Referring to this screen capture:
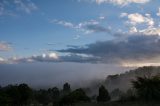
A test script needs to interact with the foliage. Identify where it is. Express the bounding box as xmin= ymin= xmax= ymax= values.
xmin=60 ymin=88 xmax=90 ymax=106
xmin=119 ymin=89 xmax=136 ymax=102
xmin=110 ymin=88 xmax=123 ymax=100
xmin=63 ymin=82 xmax=71 ymax=95
xmin=97 ymin=85 xmax=110 ymax=102
xmin=0 ymin=84 xmax=33 ymax=106
xmin=132 ymin=75 xmax=160 ymax=100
